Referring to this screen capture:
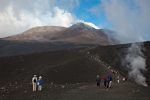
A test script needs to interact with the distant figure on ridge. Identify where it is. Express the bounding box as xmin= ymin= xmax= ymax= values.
xmin=96 ymin=75 xmax=101 ymax=87
xmin=122 ymin=77 xmax=125 ymax=82
xmin=117 ymin=75 xmax=120 ymax=84
xmin=37 ymin=76 xmax=44 ymax=91
xmin=32 ymin=75 xmax=38 ymax=92
xmin=122 ymin=76 xmax=128 ymax=82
